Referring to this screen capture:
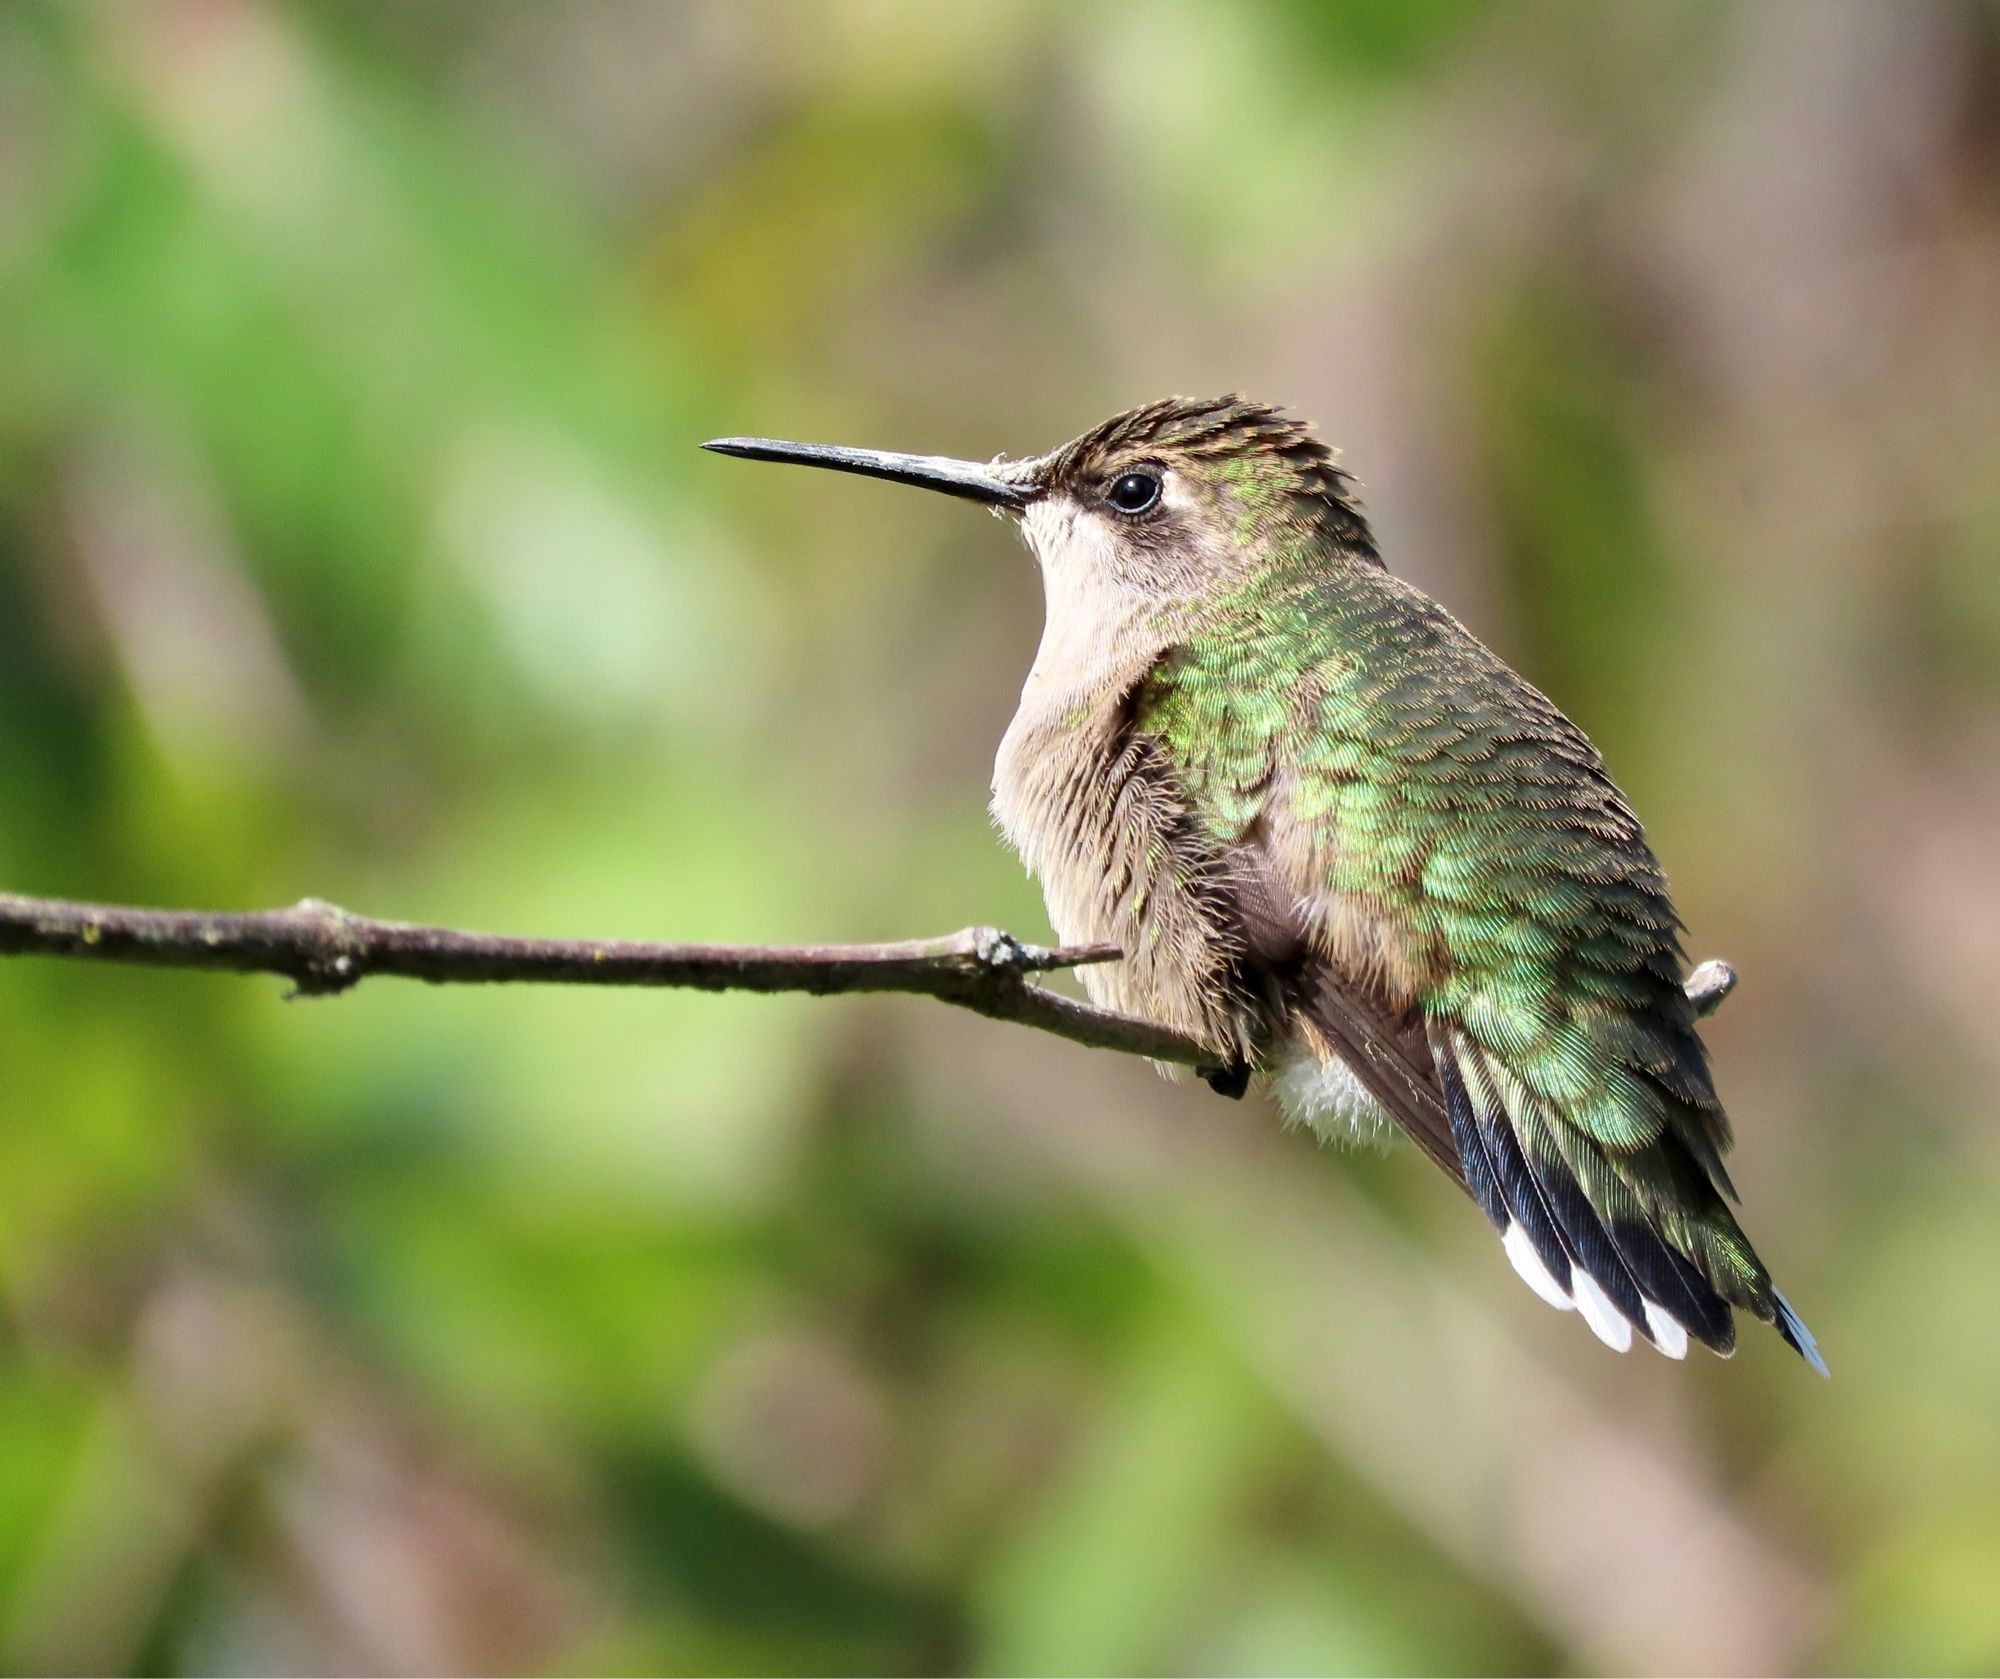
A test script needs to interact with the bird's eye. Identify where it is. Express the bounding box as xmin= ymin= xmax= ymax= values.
xmin=1106 ymin=470 xmax=1161 ymax=514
